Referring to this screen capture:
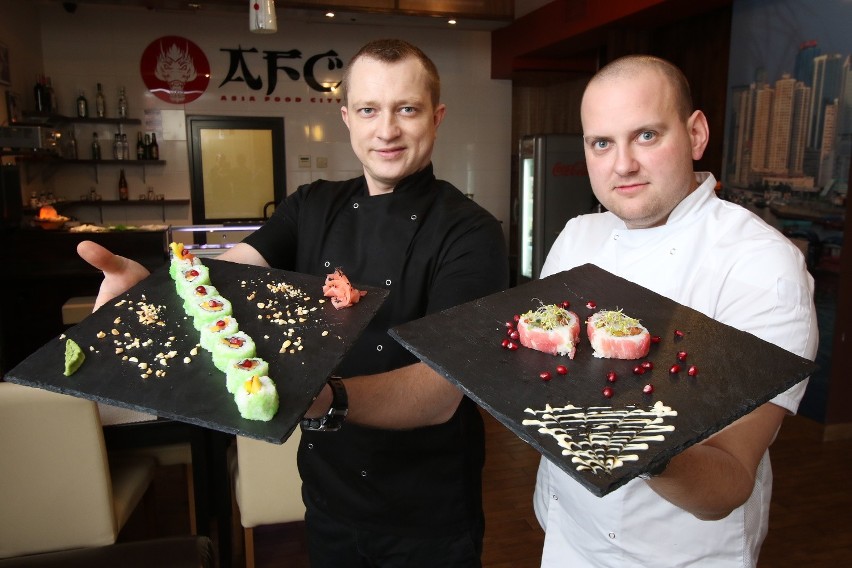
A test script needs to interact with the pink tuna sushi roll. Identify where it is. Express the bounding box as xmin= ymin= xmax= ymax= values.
xmin=586 ymin=310 xmax=650 ymax=359
xmin=517 ymin=304 xmax=580 ymax=358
